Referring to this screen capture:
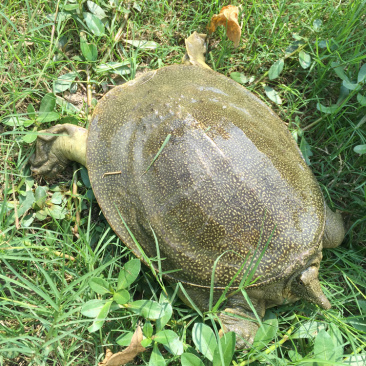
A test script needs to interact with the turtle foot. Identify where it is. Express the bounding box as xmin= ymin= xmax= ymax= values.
xmin=219 ymin=308 xmax=260 ymax=349
xmin=30 ymin=124 xmax=87 ymax=177
xmin=323 ymin=205 xmax=345 ymax=249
